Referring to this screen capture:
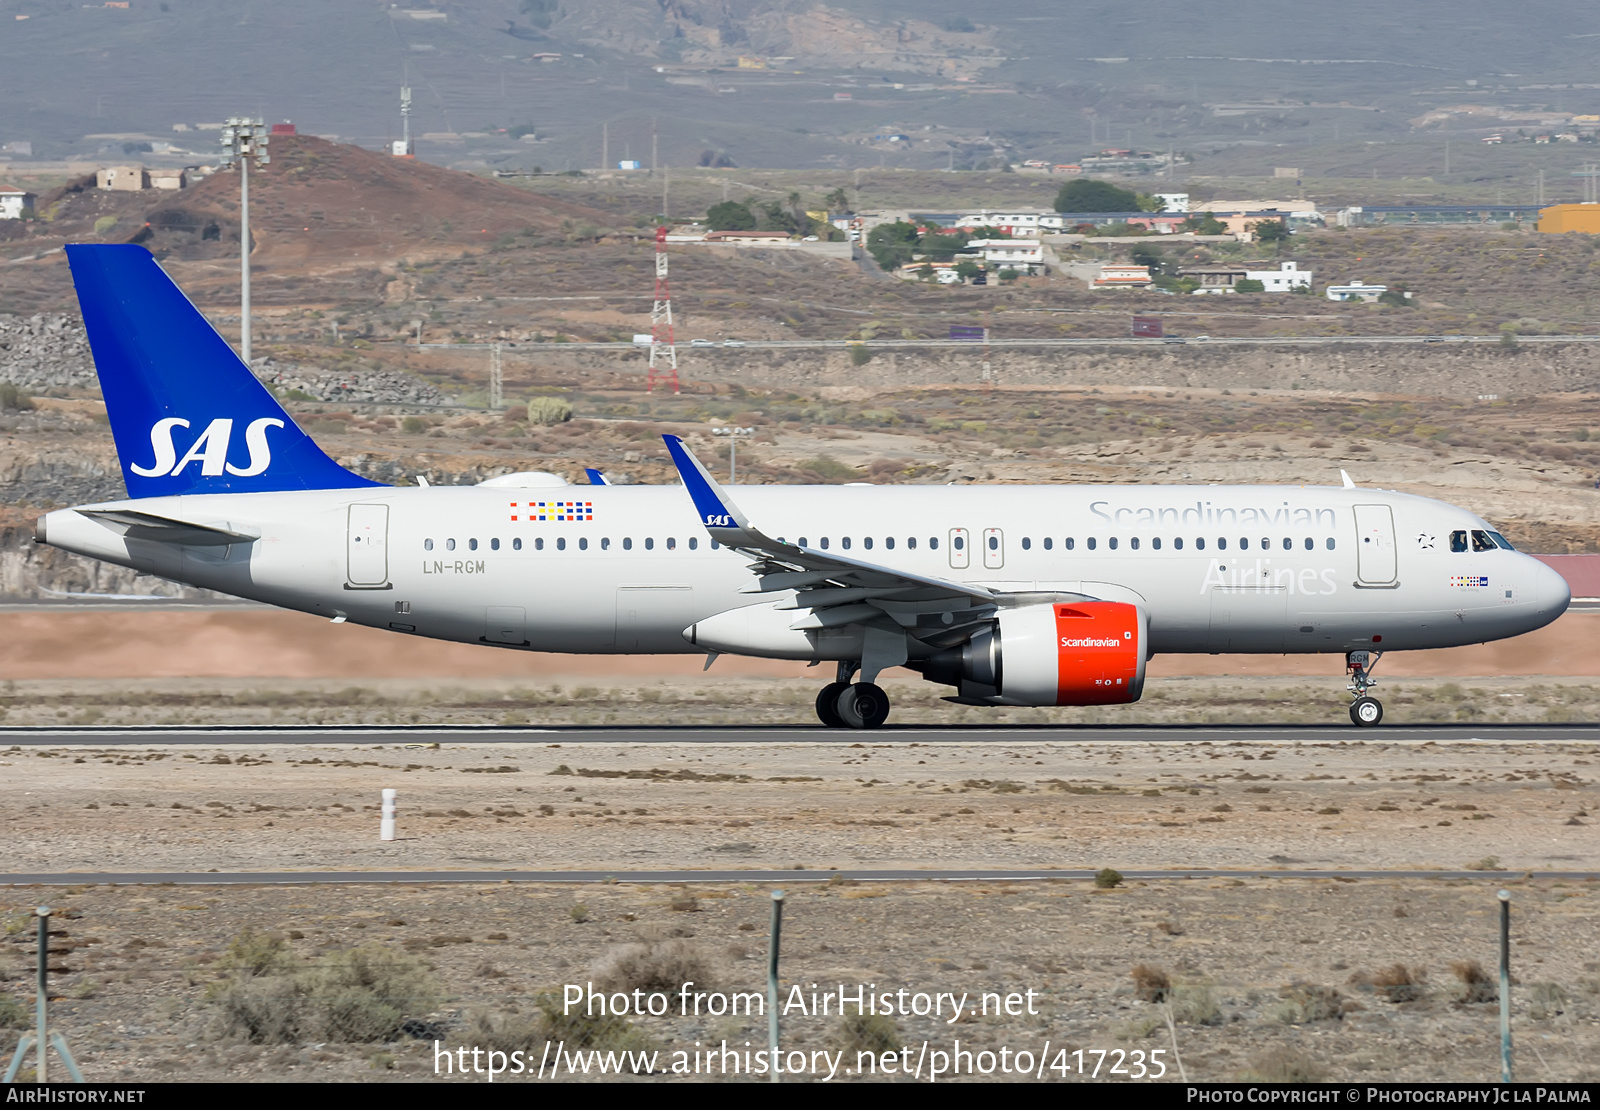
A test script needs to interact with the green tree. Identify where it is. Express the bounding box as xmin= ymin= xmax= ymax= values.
xmin=866 ymin=221 xmax=921 ymax=270
xmin=1234 ymin=278 xmax=1266 ymax=293
xmin=1055 ymin=178 xmax=1143 ymax=213
xmin=1251 ymin=218 xmax=1290 ymax=245
xmin=706 ymin=201 xmax=756 ymax=231
xmin=1183 ymin=212 xmax=1228 ymax=236
xmin=953 ymin=258 xmax=982 ymax=282
xmin=824 ymin=187 xmax=851 ymax=212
